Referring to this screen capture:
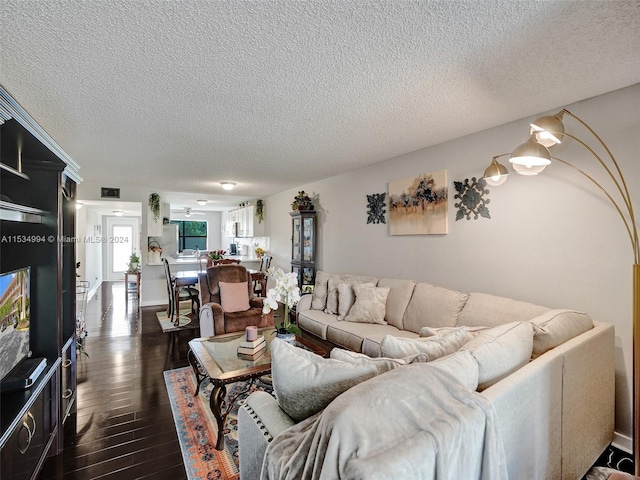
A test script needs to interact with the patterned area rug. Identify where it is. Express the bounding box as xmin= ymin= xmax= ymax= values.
xmin=164 ymin=366 xmax=273 ymax=480
xmin=156 ymin=309 xmax=193 ymax=328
